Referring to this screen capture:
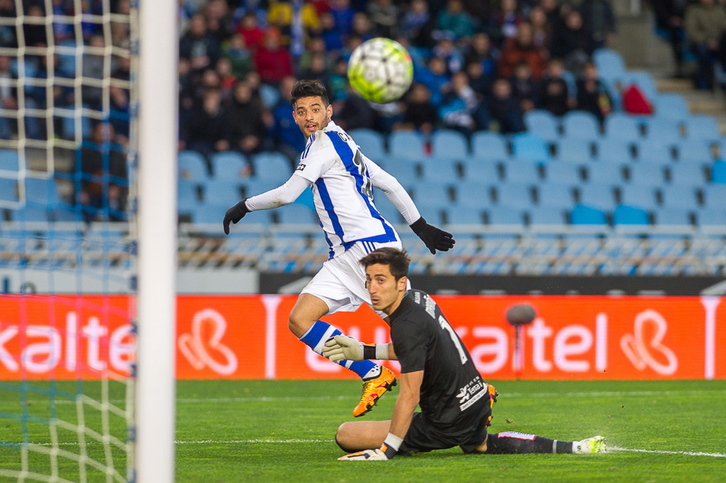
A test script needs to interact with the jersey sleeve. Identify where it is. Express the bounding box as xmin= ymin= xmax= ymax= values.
xmin=391 ymin=316 xmax=431 ymax=374
xmin=366 ymin=157 xmax=421 ymax=225
xmin=293 ymin=133 xmax=336 ymax=183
